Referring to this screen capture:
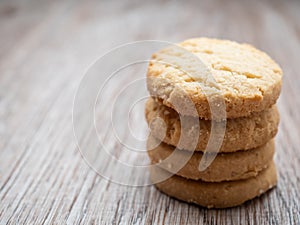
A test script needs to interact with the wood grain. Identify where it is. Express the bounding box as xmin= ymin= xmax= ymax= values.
xmin=0 ymin=0 xmax=299 ymax=224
